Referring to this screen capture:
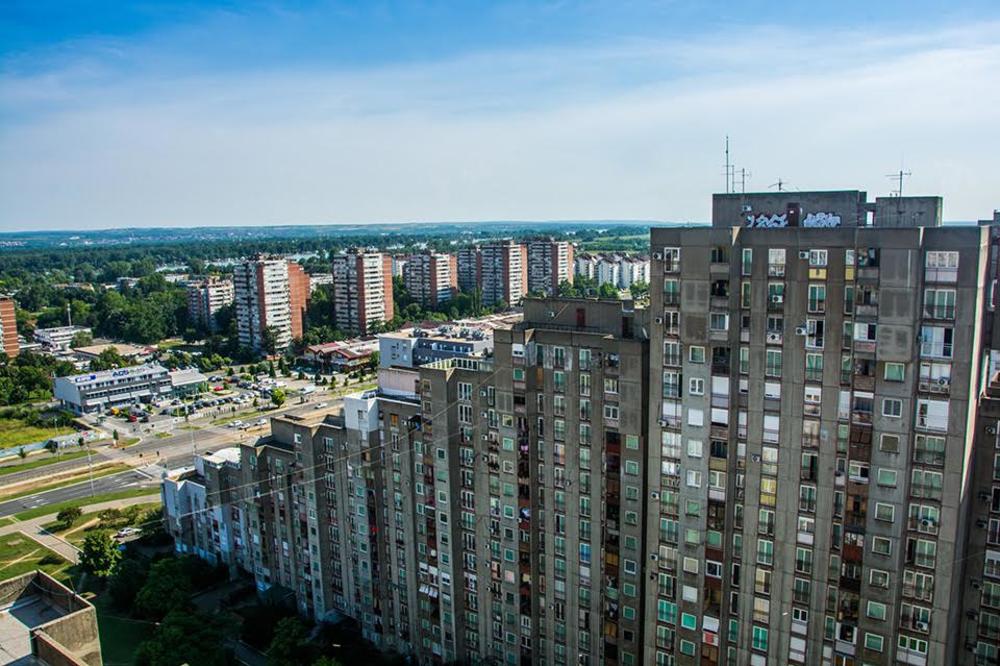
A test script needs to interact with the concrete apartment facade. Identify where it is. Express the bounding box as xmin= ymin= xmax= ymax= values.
xmin=287 ymin=262 xmax=311 ymax=341
xmin=332 ymin=248 xmax=395 ymax=335
xmin=404 ymin=252 xmax=458 ymax=307
xmin=527 ymin=238 xmax=574 ymax=295
xmin=0 ymin=294 xmax=18 ymax=358
xmin=644 ymin=190 xmax=983 ymax=666
xmin=481 ymin=241 xmax=527 ymax=307
xmin=457 ymin=247 xmax=482 ymax=294
xmin=186 ymin=276 xmax=235 ymax=332
xmin=233 ymin=256 xmax=295 ymax=353
xmin=162 ymin=190 xmax=1000 ymax=666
